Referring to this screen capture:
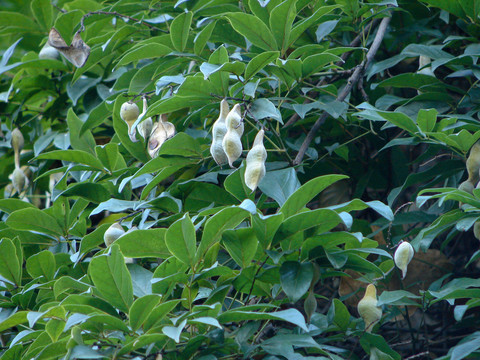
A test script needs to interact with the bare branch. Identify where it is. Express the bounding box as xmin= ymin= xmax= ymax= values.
xmin=293 ymin=15 xmax=392 ymax=166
